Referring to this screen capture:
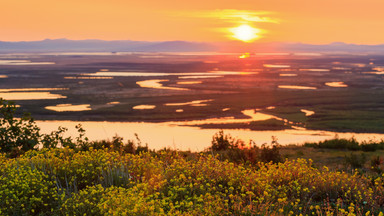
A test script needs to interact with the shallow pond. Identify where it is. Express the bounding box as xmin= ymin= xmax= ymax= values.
xmin=0 ymin=92 xmax=66 ymax=100
xmin=0 ymin=60 xmax=55 ymax=65
xmin=132 ymin=105 xmax=156 ymax=110
xmin=165 ymin=99 xmax=213 ymax=106
xmin=45 ymin=104 xmax=91 ymax=112
xmin=136 ymin=80 xmax=188 ymax=91
xmin=325 ymin=82 xmax=348 ymax=87
xmin=278 ymin=85 xmax=317 ymax=90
